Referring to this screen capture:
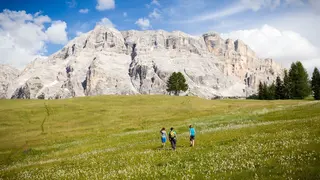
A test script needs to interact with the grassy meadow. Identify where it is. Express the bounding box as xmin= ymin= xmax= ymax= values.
xmin=0 ymin=95 xmax=319 ymax=179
